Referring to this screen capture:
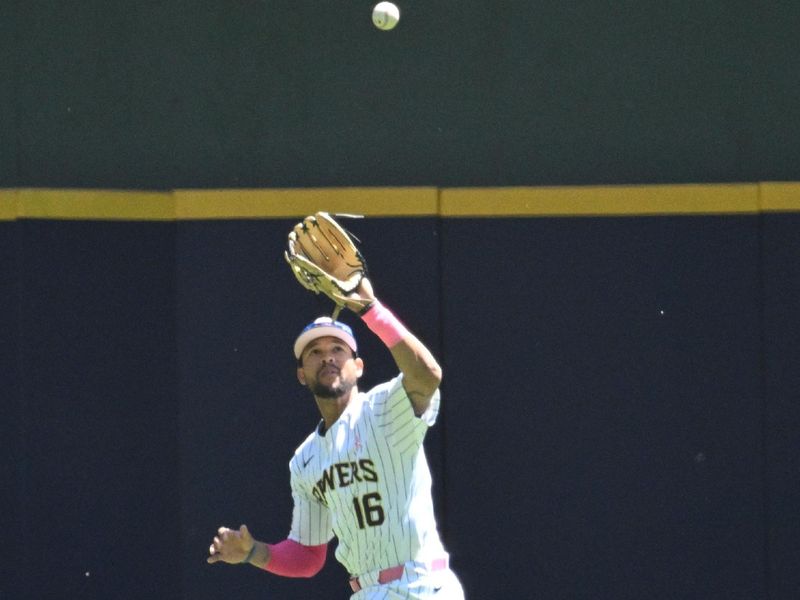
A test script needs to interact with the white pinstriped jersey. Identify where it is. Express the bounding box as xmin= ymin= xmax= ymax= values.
xmin=287 ymin=374 xmax=446 ymax=577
